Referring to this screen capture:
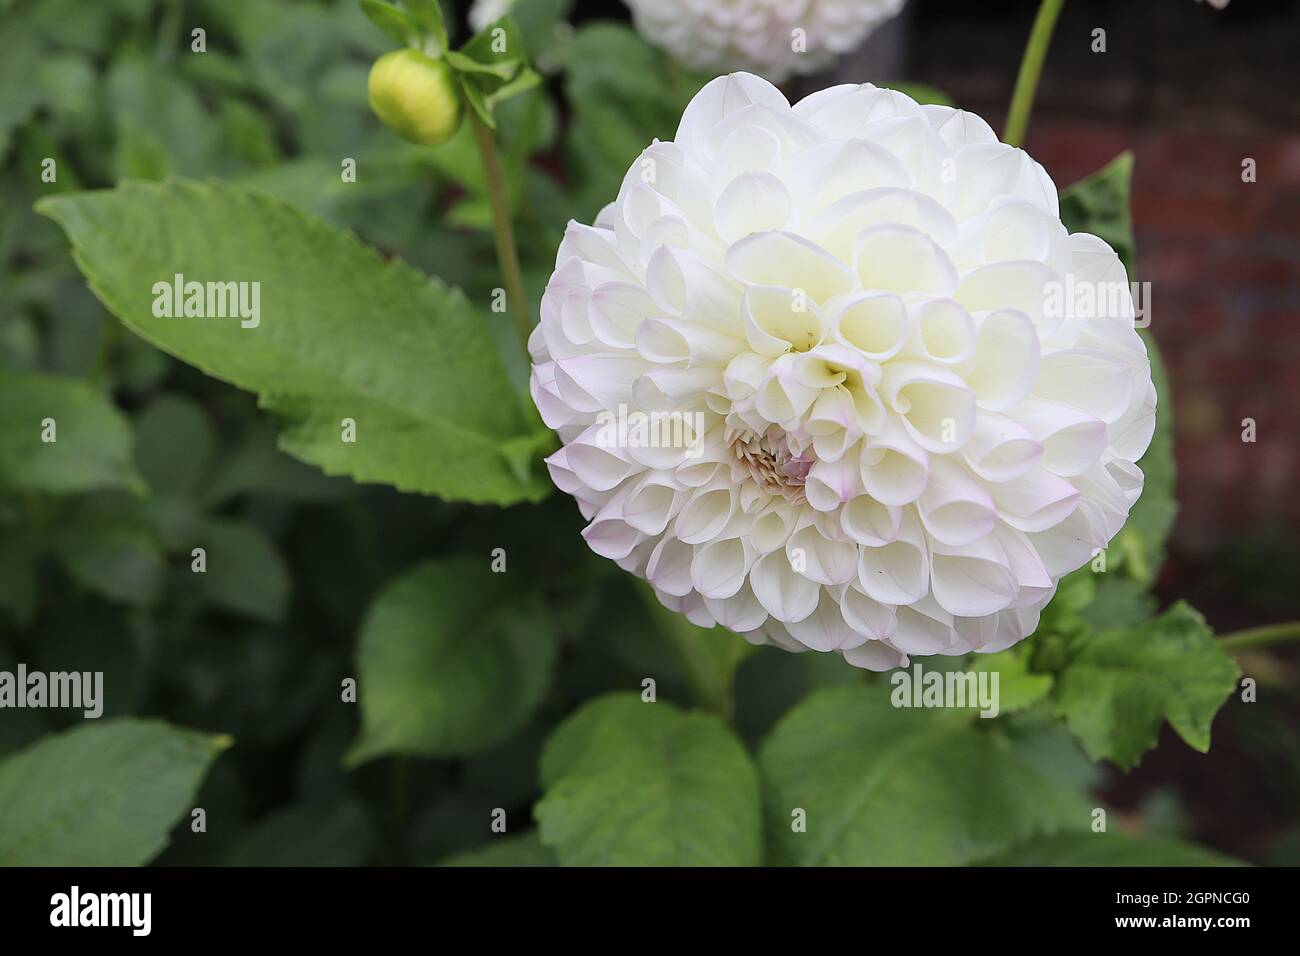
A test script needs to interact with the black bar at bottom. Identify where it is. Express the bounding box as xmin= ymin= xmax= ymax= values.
xmin=0 ymin=865 xmax=1288 ymax=940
